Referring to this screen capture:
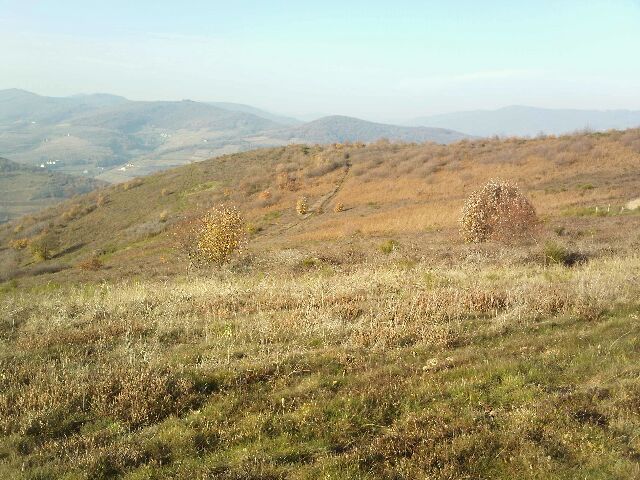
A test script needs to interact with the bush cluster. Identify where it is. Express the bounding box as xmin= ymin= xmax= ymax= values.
xmin=9 ymin=238 xmax=29 ymax=250
xmin=259 ymin=190 xmax=272 ymax=200
xmin=460 ymin=179 xmax=538 ymax=243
